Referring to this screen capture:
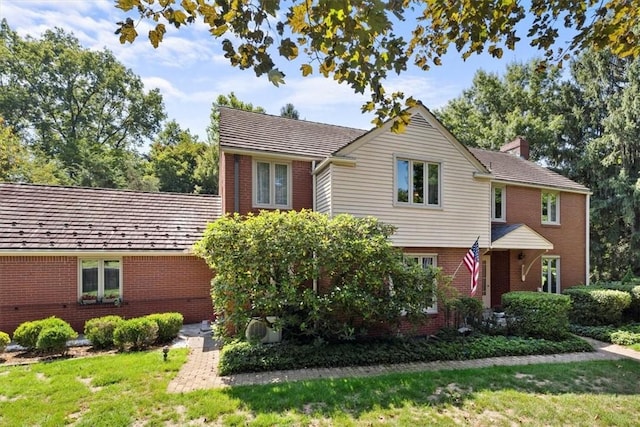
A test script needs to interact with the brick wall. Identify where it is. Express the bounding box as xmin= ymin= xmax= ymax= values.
xmin=504 ymin=186 xmax=587 ymax=288
xmin=220 ymin=152 xmax=313 ymax=215
xmin=0 ymin=255 xmax=214 ymax=334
